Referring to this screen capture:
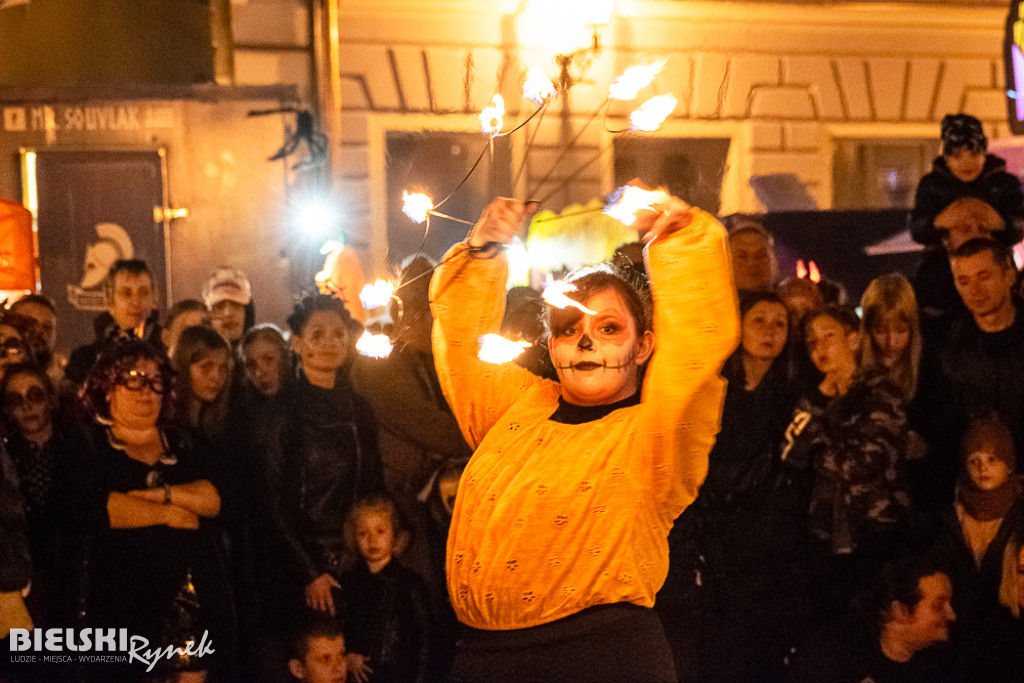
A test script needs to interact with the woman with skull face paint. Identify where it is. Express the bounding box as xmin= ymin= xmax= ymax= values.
xmin=1 ymin=363 xmax=69 ymax=628
xmin=430 ymin=194 xmax=739 ymax=681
